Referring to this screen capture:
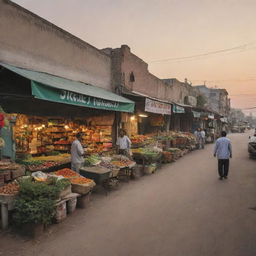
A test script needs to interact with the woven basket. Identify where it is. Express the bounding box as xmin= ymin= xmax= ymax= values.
xmin=71 ymin=181 xmax=96 ymax=195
